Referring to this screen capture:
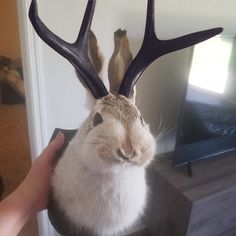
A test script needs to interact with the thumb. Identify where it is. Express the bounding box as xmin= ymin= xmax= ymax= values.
xmin=41 ymin=132 xmax=65 ymax=159
xmin=50 ymin=131 xmax=65 ymax=151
